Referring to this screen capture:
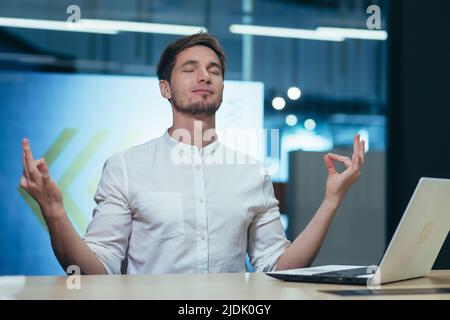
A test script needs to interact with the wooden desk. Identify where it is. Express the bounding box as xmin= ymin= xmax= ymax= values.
xmin=2 ymin=270 xmax=450 ymax=300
